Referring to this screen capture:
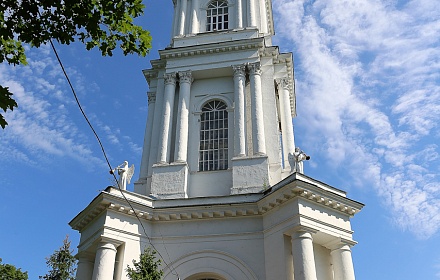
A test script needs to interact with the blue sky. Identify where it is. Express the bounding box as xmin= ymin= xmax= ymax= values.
xmin=0 ymin=0 xmax=439 ymax=279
